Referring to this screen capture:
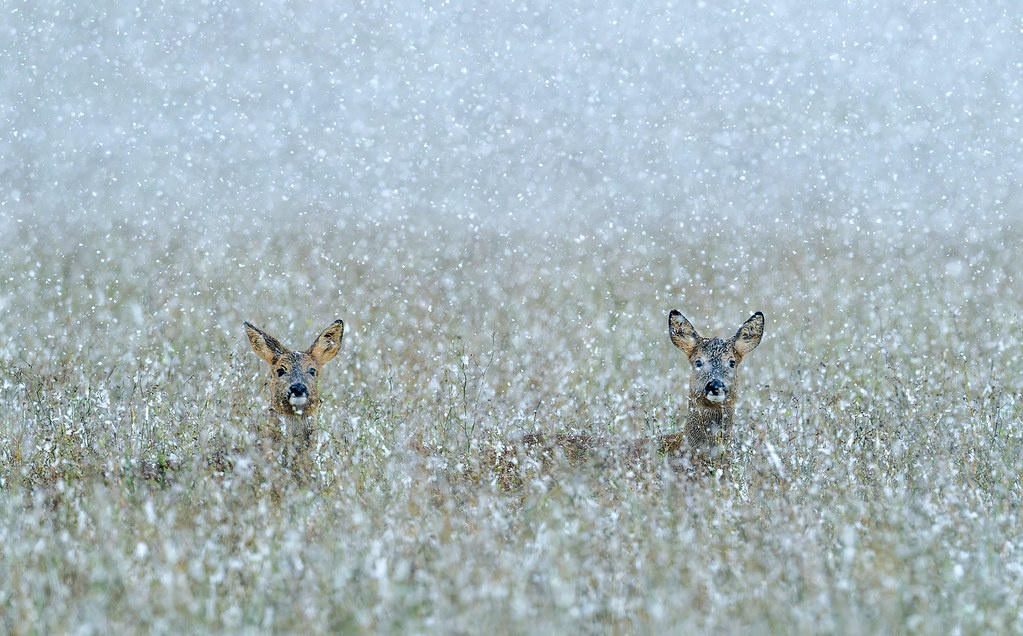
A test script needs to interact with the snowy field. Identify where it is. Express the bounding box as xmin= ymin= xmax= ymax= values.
xmin=2 ymin=1 xmax=1023 ymax=632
